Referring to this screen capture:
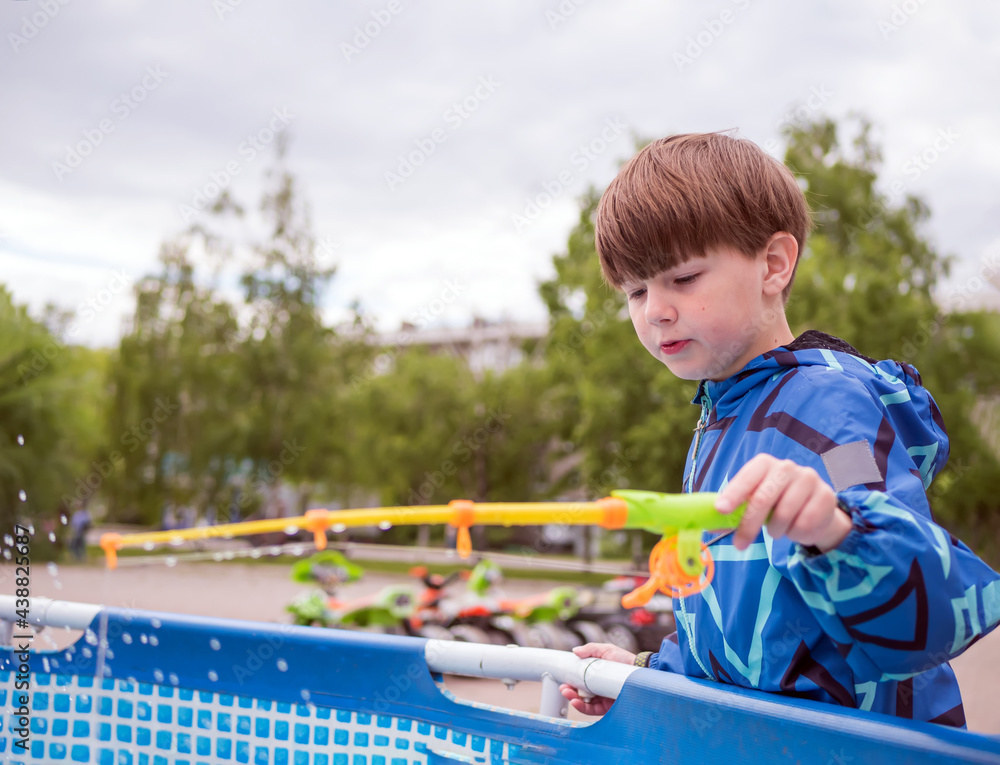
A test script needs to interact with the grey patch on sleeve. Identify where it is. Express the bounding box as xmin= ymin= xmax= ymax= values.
xmin=821 ymin=440 xmax=883 ymax=492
